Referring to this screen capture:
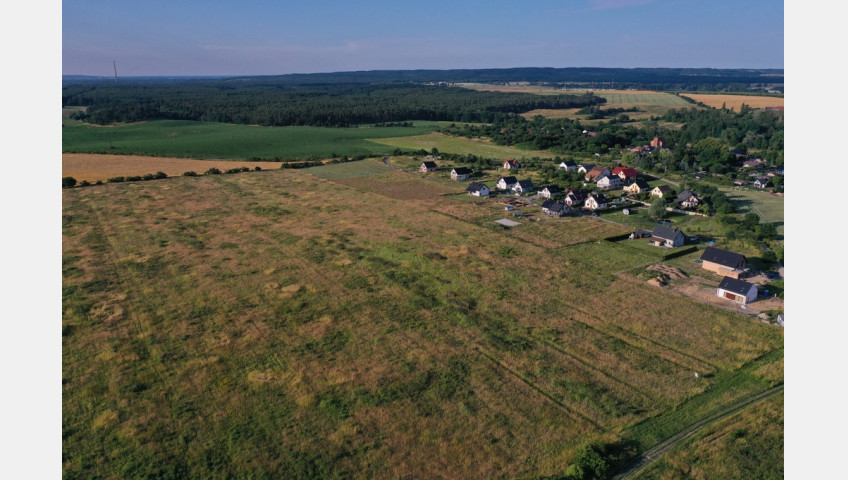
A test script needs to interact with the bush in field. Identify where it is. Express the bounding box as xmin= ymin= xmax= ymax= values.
xmin=183 ymin=171 xmax=198 ymax=177
xmin=79 ymin=180 xmax=91 ymax=187
xmin=154 ymin=171 xmax=167 ymax=179
xmin=205 ymin=168 xmax=222 ymax=175
xmin=563 ymin=442 xmax=611 ymax=480
xmin=62 ymin=177 xmax=77 ymax=188
xmin=107 ymin=176 xmax=126 ymax=183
